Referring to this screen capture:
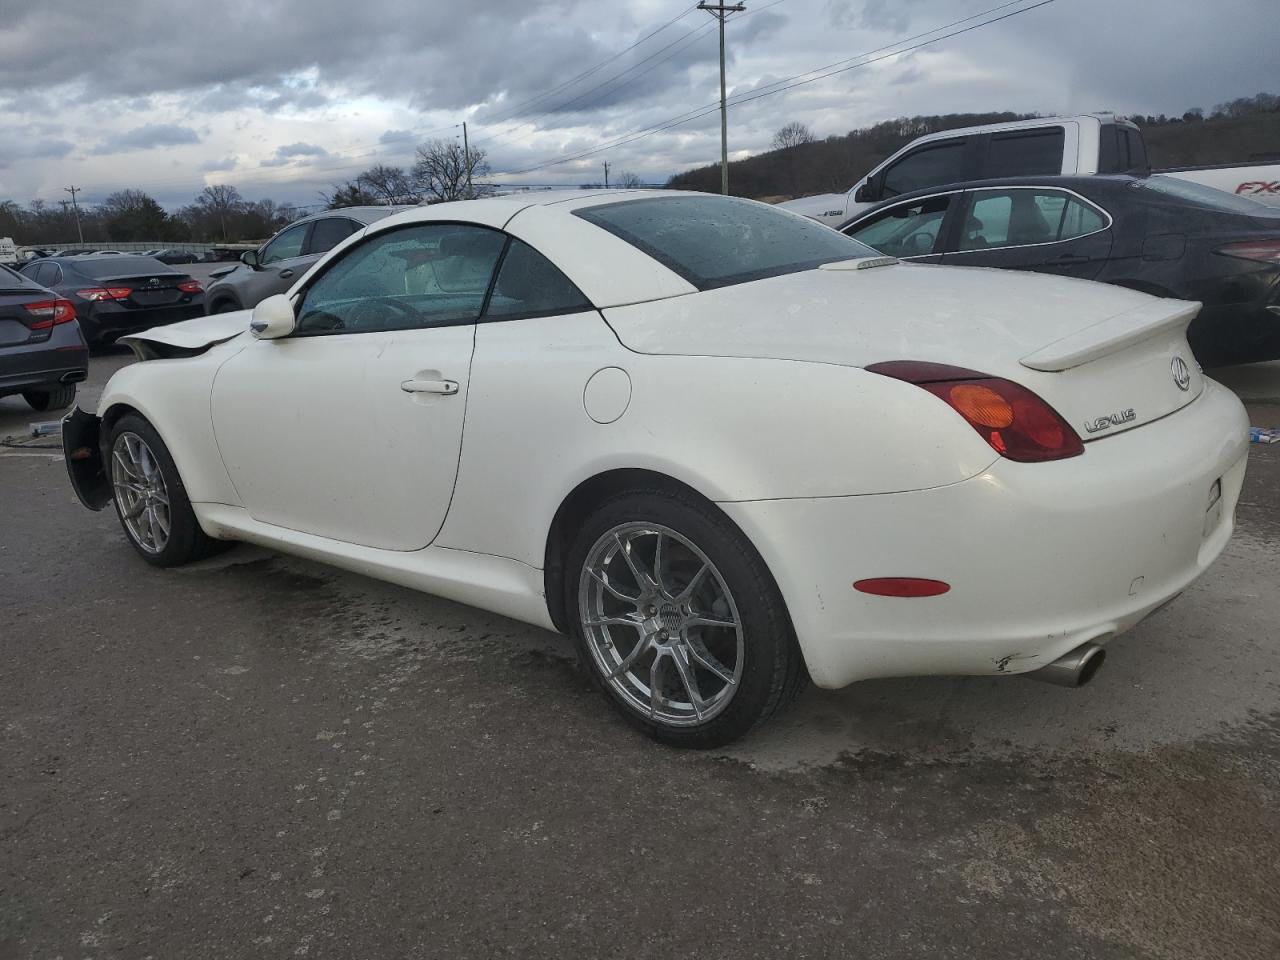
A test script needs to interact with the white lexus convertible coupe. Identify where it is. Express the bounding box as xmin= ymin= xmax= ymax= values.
xmin=64 ymin=191 xmax=1248 ymax=747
